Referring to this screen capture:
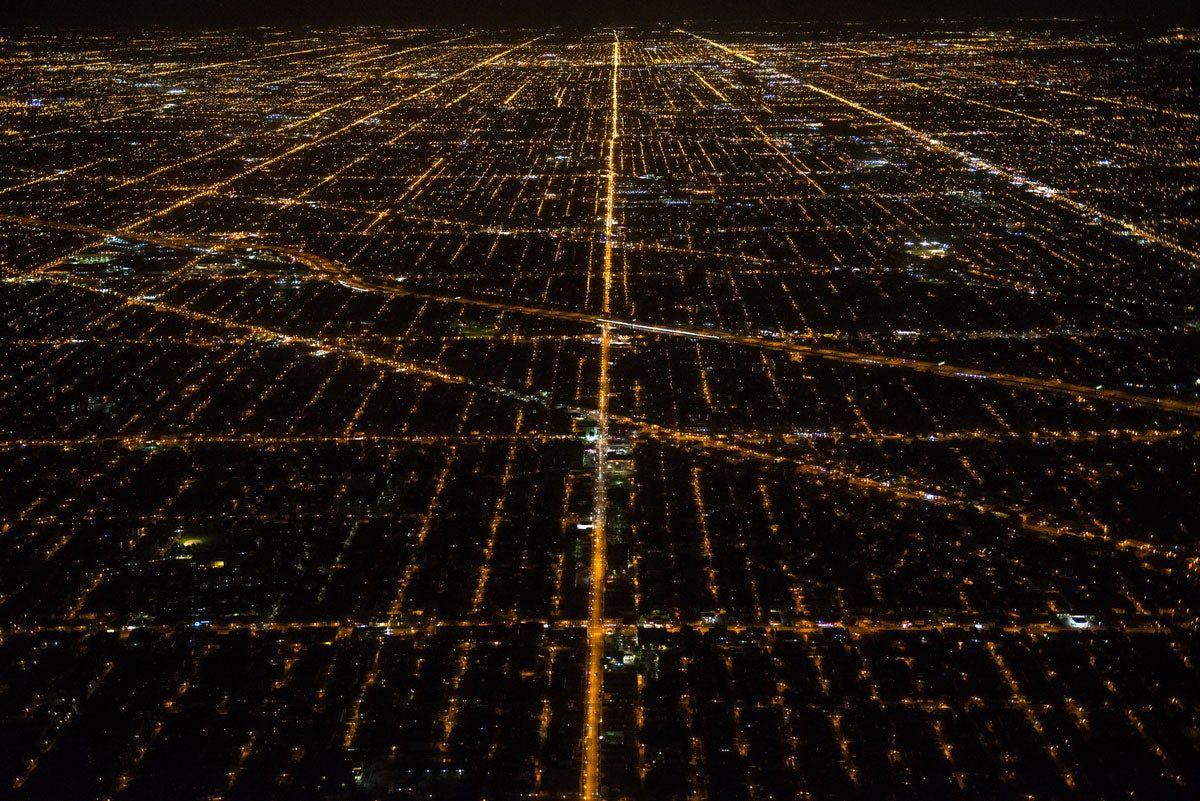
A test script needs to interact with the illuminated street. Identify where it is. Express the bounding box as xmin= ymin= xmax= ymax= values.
xmin=0 ymin=21 xmax=1197 ymax=801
